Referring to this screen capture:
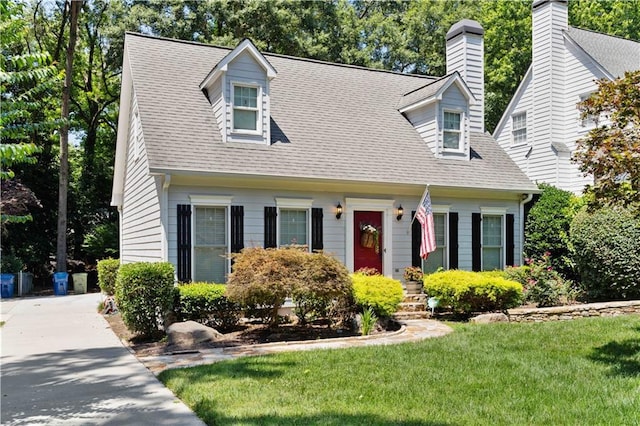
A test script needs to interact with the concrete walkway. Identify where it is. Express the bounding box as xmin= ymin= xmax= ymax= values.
xmin=138 ymin=318 xmax=453 ymax=374
xmin=0 ymin=293 xmax=205 ymax=426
